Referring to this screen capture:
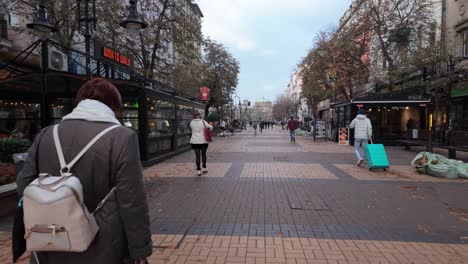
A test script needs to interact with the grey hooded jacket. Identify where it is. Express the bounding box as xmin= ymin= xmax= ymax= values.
xmin=17 ymin=120 xmax=152 ymax=264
